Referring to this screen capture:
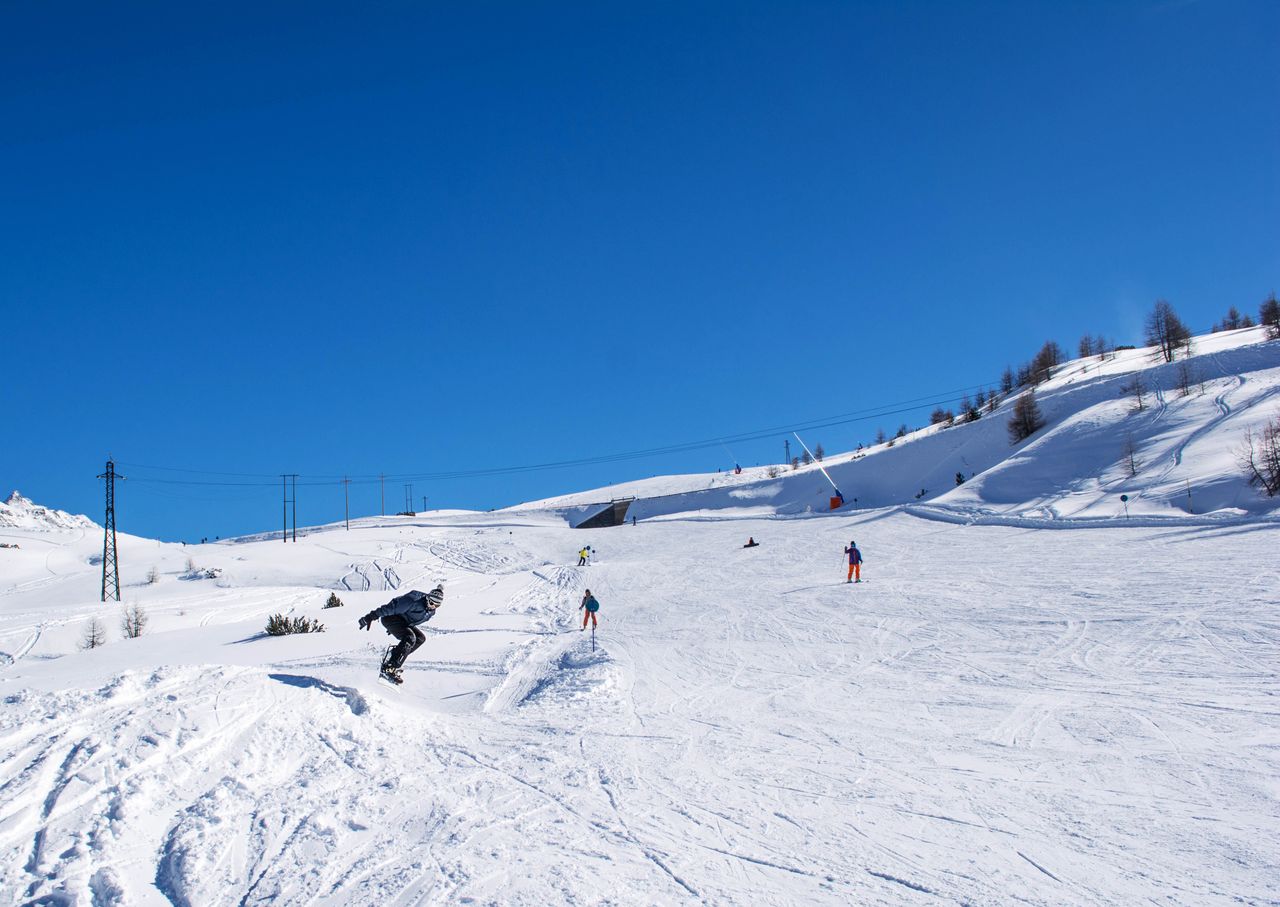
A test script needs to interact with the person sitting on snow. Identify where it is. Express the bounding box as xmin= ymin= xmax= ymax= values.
xmin=358 ymin=585 xmax=444 ymax=684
